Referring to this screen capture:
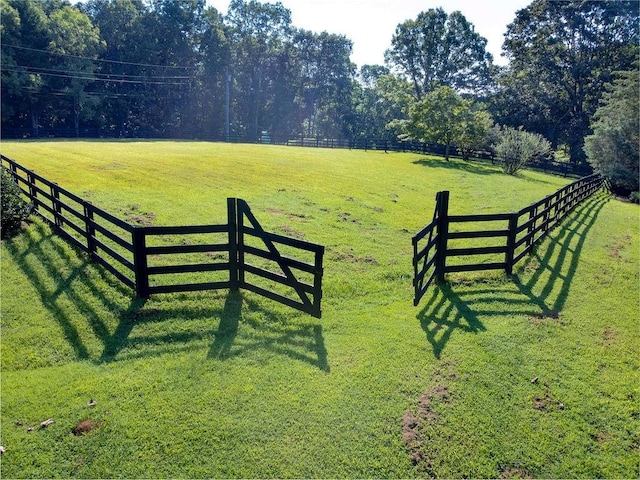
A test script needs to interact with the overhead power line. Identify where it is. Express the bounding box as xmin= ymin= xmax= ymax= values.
xmin=2 ymin=44 xmax=195 ymax=70
xmin=8 ymin=63 xmax=190 ymax=81
xmin=1 ymin=66 xmax=190 ymax=86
